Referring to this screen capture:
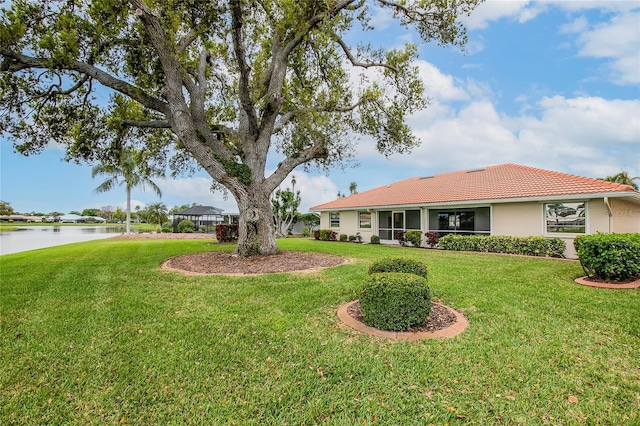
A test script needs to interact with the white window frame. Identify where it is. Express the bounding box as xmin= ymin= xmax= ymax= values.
xmin=358 ymin=211 xmax=372 ymax=229
xmin=543 ymin=201 xmax=587 ymax=235
xmin=329 ymin=212 xmax=340 ymax=228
